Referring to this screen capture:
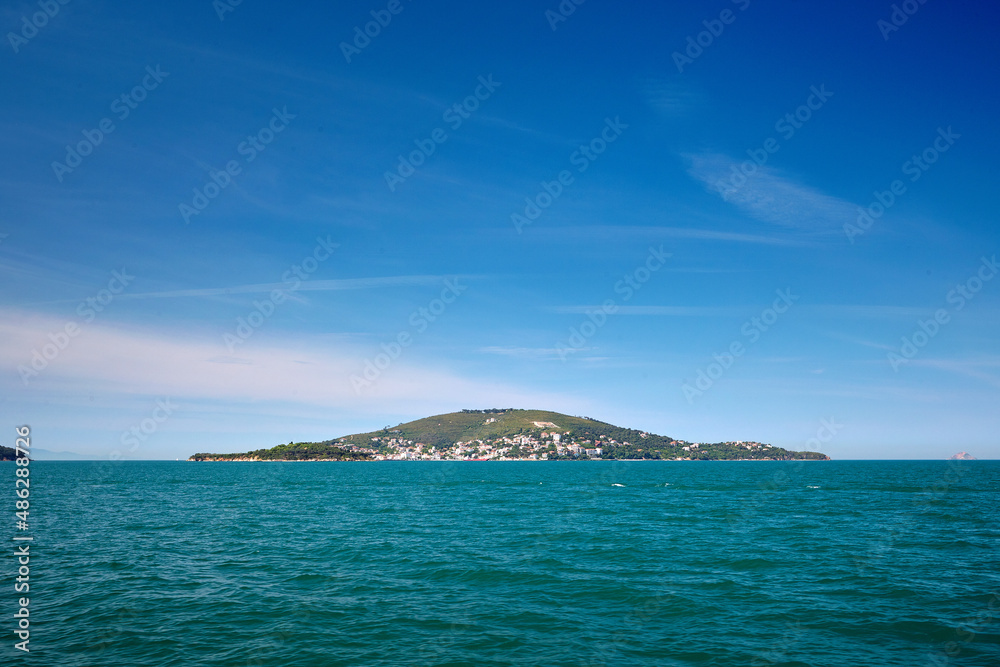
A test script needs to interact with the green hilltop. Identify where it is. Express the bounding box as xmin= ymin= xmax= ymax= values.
xmin=339 ymin=409 xmax=607 ymax=448
xmin=190 ymin=408 xmax=829 ymax=461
